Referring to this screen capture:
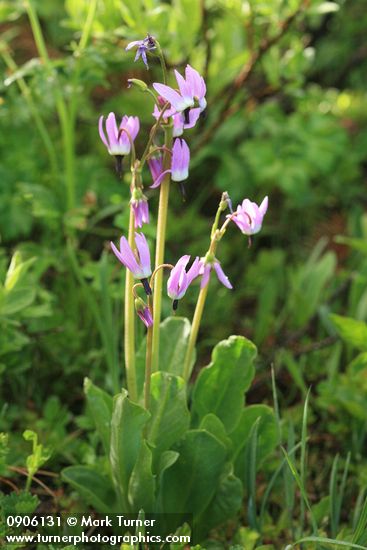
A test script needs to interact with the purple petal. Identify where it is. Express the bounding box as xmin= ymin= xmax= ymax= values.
xmin=141 ymin=50 xmax=149 ymax=69
xmin=110 ymin=241 xmax=124 ymax=264
xmin=153 ymin=83 xmax=187 ymax=112
xmin=118 ymin=236 xmax=140 ymax=274
xmin=137 ymin=306 xmax=153 ymax=327
xmin=183 ymin=108 xmax=200 ymax=130
xmin=150 ymin=169 xmax=171 ymax=189
xmin=259 ymin=196 xmax=268 ymax=217
xmin=148 ymin=156 xmax=164 ymax=181
xmin=106 ymin=112 xmax=118 ymax=149
xmin=98 ymin=116 xmax=108 ymax=148
xmin=200 ymin=264 xmax=211 ymax=289
xmin=214 ymin=261 xmax=233 ymax=289
xmin=185 ymin=65 xmax=206 ymax=98
xmin=125 ymin=116 xmax=140 ymax=141
xmin=126 ymin=40 xmax=143 ymax=51
xmin=135 ymin=233 xmax=151 ymax=276
xmin=174 ymin=69 xmax=193 ymax=102
xmin=186 ymin=256 xmax=200 ymax=285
